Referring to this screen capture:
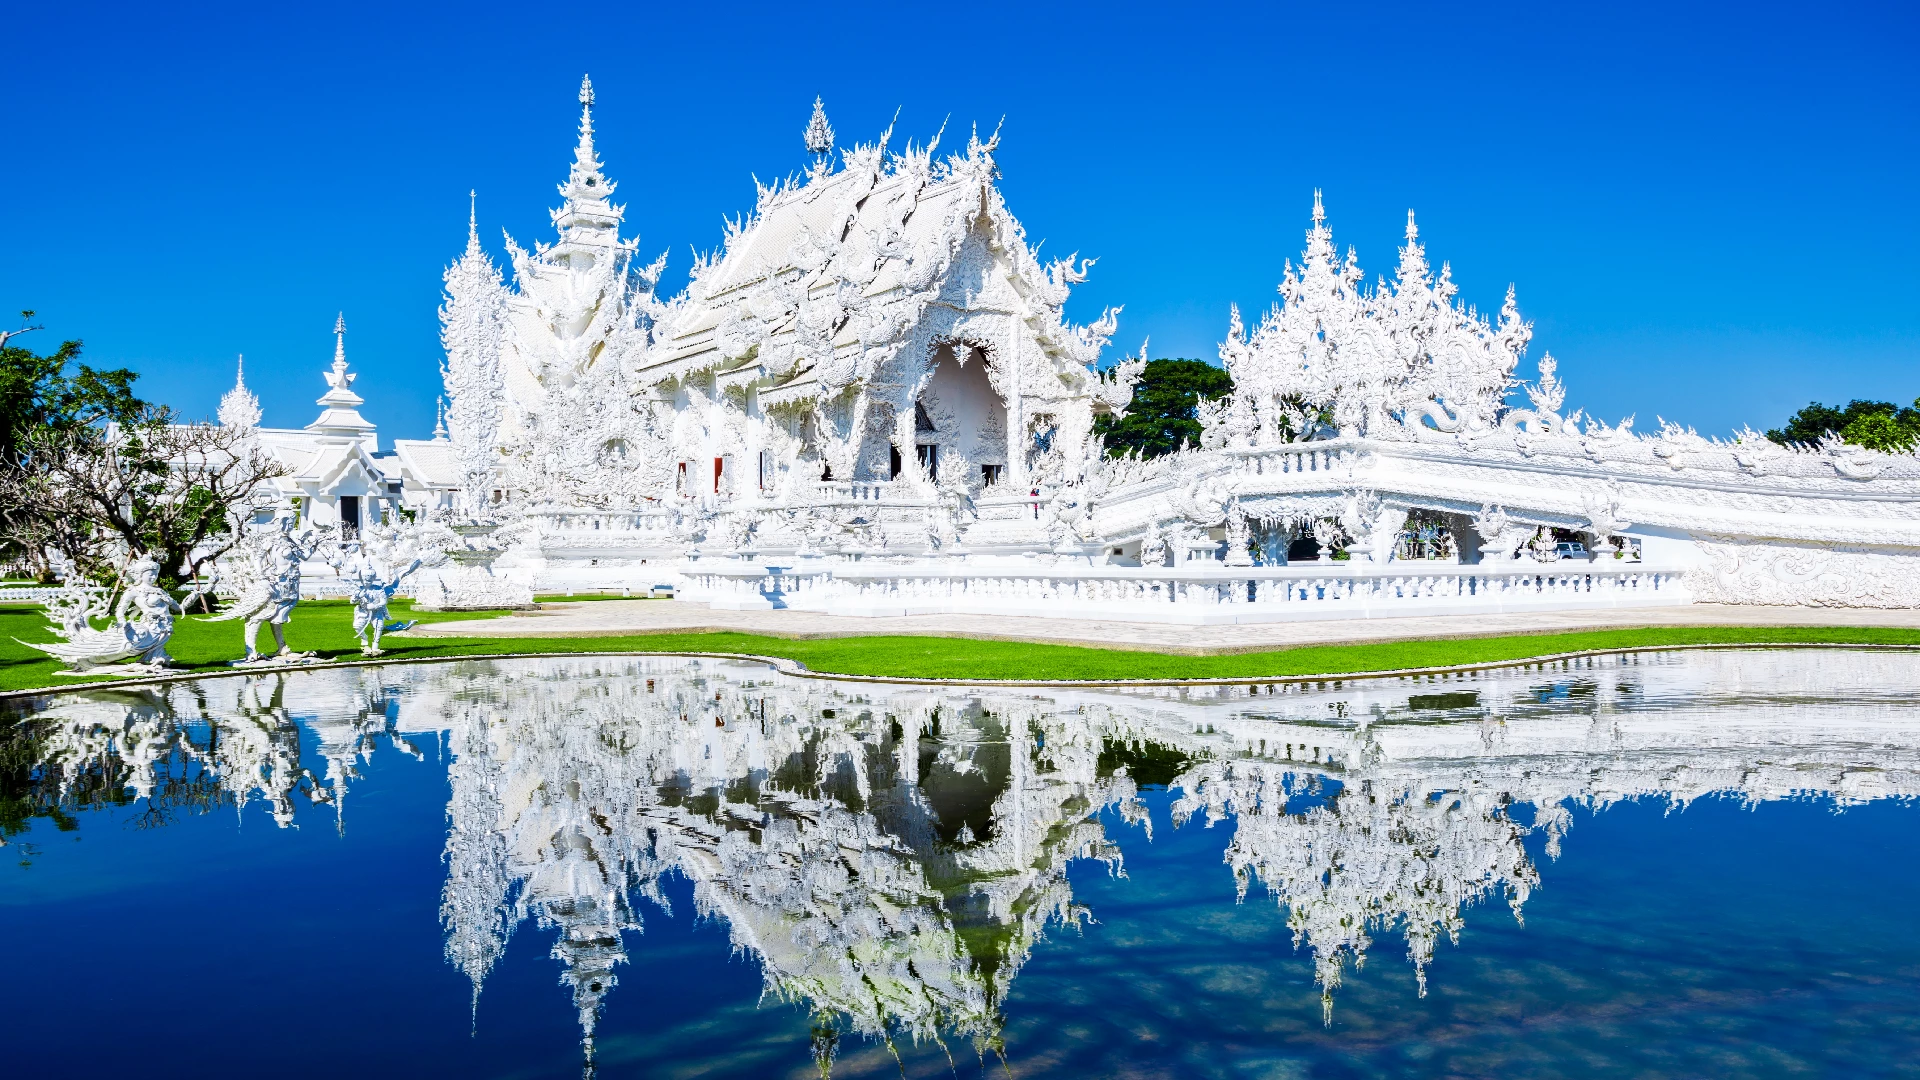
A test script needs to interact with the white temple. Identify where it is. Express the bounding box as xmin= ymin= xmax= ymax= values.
xmin=218 ymin=316 xmax=459 ymax=534
xmin=220 ymin=76 xmax=1920 ymax=614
